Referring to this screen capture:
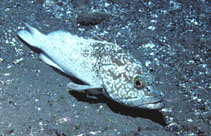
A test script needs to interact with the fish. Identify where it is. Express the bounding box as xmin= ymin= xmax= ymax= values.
xmin=17 ymin=23 xmax=164 ymax=109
